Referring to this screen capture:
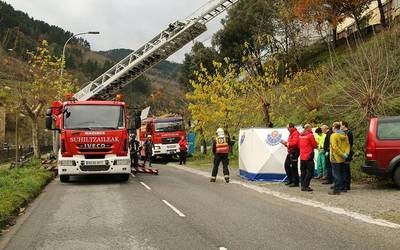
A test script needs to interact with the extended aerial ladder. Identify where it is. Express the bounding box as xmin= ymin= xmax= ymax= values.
xmin=74 ymin=0 xmax=240 ymax=101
